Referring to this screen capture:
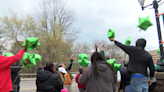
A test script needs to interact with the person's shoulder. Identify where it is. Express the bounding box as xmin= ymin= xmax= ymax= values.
xmin=51 ymin=73 xmax=60 ymax=79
